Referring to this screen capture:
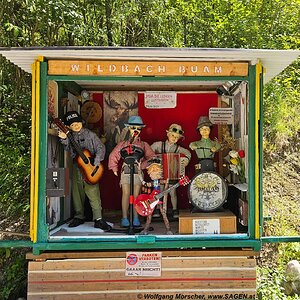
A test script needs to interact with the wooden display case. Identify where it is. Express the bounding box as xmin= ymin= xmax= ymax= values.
xmin=179 ymin=210 xmax=237 ymax=234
